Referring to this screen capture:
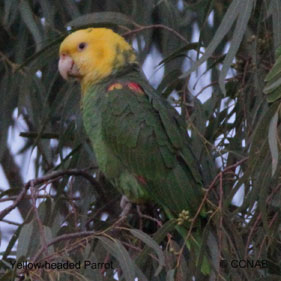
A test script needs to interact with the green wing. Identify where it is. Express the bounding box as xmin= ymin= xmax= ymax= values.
xmin=100 ymin=77 xmax=203 ymax=216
